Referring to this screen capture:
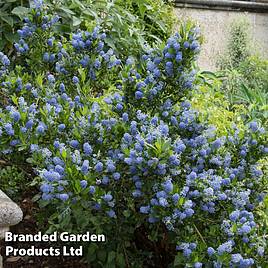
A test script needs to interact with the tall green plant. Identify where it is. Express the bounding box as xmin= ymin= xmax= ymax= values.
xmin=1 ymin=0 xmax=175 ymax=58
xmin=45 ymin=0 xmax=175 ymax=58
xmin=217 ymin=17 xmax=268 ymax=125
xmin=218 ymin=17 xmax=250 ymax=70
xmin=0 ymin=0 xmax=30 ymax=52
